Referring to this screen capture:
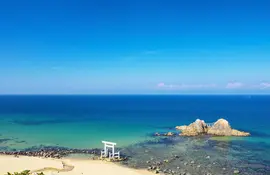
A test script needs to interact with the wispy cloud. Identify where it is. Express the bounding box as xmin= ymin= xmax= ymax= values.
xmin=157 ymin=83 xmax=217 ymax=90
xmin=225 ymin=82 xmax=244 ymax=89
xmin=157 ymin=82 xmax=270 ymax=91
xmin=259 ymin=82 xmax=270 ymax=89
xmin=51 ymin=66 xmax=63 ymax=70
xmin=142 ymin=50 xmax=158 ymax=55
xmin=157 ymin=82 xmax=165 ymax=87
